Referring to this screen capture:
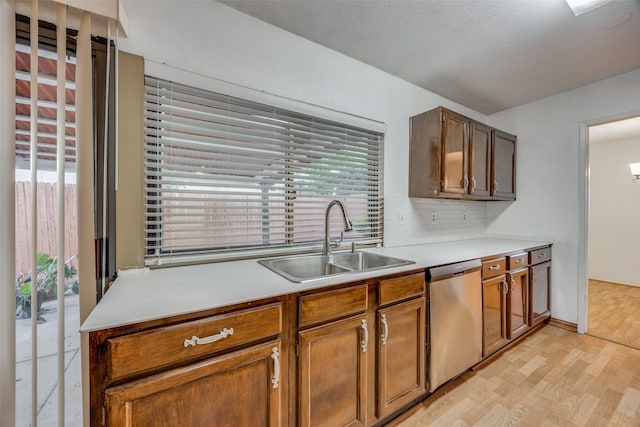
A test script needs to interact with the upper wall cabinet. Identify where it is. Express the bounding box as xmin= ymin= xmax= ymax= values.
xmin=409 ymin=106 xmax=516 ymax=201
xmin=491 ymin=130 xmax=516 ymax=200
